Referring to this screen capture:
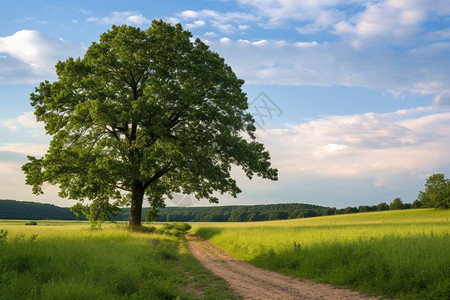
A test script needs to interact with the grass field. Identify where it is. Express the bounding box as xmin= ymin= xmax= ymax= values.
xmin=1 ymin=210 xmax=448 ymax=299
xmin=193 ymin=209 xmax=450 ymax=299
xmin=0 ymin=220 xmax=236 ymax=300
